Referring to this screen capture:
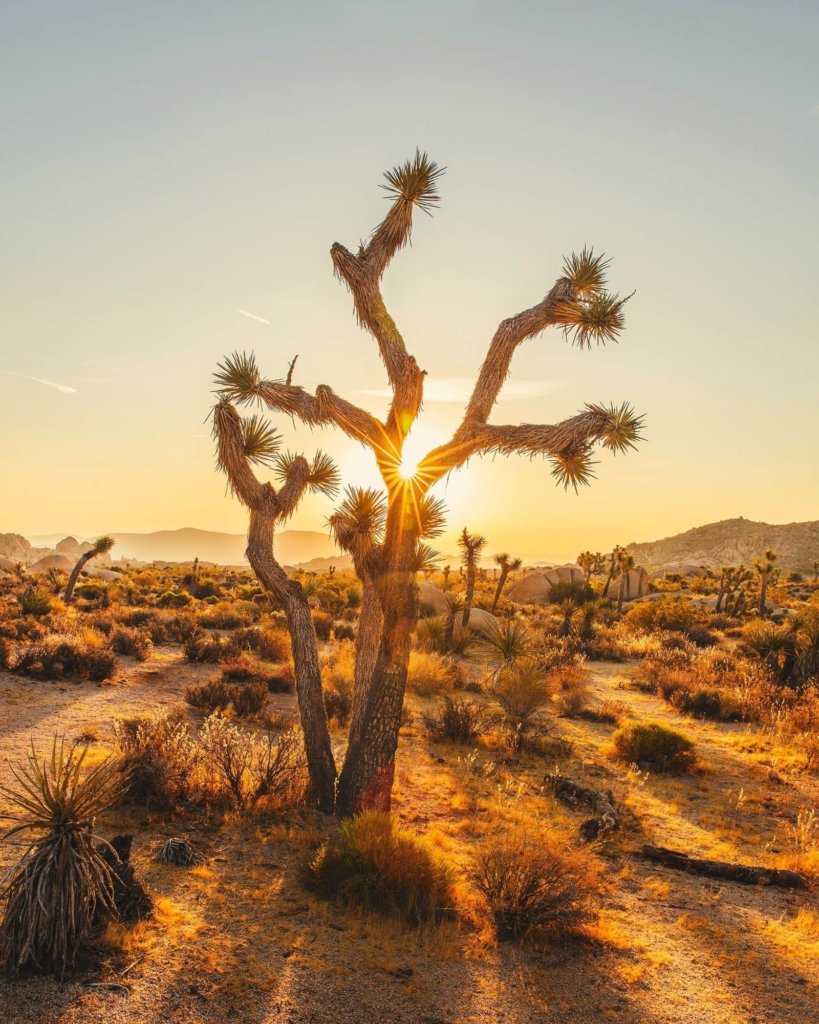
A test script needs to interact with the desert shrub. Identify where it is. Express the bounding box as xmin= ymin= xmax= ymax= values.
xmin=114 ymin=714 xmax=197 ymax=808
xmin=486 ymin=661 xmax=556 ymax=751
xmin=321 ymin=643 xmax=354 ymax=725
xmin=198 ymin=601 xmax=257 ymax=630
xmin=0 ymin=636 xmax=13 ymax=670
xmin=473 ymin=830 xmax=601 ymax=940
xmin=185 ymin=679 xmax=233 ymax=714
xmin=14 ymin=636 xmax=116 ymax=682
xmin=552 ymin=663 xmax=590 ymax=716
xmin=219 ymin=653 xmax=285 ymax=691
xmin=301 ymin=812 xmax=455 ymax=926
xmin=230 ymin=681 xmax=269 ymax=718
xmin=422 ymin=695 xmax=486 ymax=743
xmin=162 ymin=611 xmax=199 ymax=643
xmin=471 ymin=619 xmax=537 ymax=674
xmin=228 ymin=625 xmax=291 ymax=662
xmin=265 ymin=661 xmax=295 ymax=693
xmin=408 ymin=649 xmax=462 ymax=698
xmin=0 ymin=740 xmax=123 ymax=974
xmin=323 ymin=678 xmax=353 ymax=726
xmin=346 ymin=586 xmax=361 ymax=609
xmin=18 ymin=586 xmax=53 ymax=617
xmin=110 ymin=626 xmax=152 ymax=661
xmin=548 ymin=581 xmax=595 ymax=605
xmin=198 ymin=714 xmax=305 ymax=810
xmin=184 ymin=629 xmax=227 ymax=663
xmin=624 ymin=596 xmax=709 ymax=640
xmin=311 ymin=610 xmax=334 ymax=641
xmin=415 ymin=614 xmax=447 ymax=653
xmin=334 ymin=622 xmax=356 ymax=641
xmin=156 ymin=590 xmax=192 ymax=609
xmin=611 ymin=720 xmax=696 ymax=772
